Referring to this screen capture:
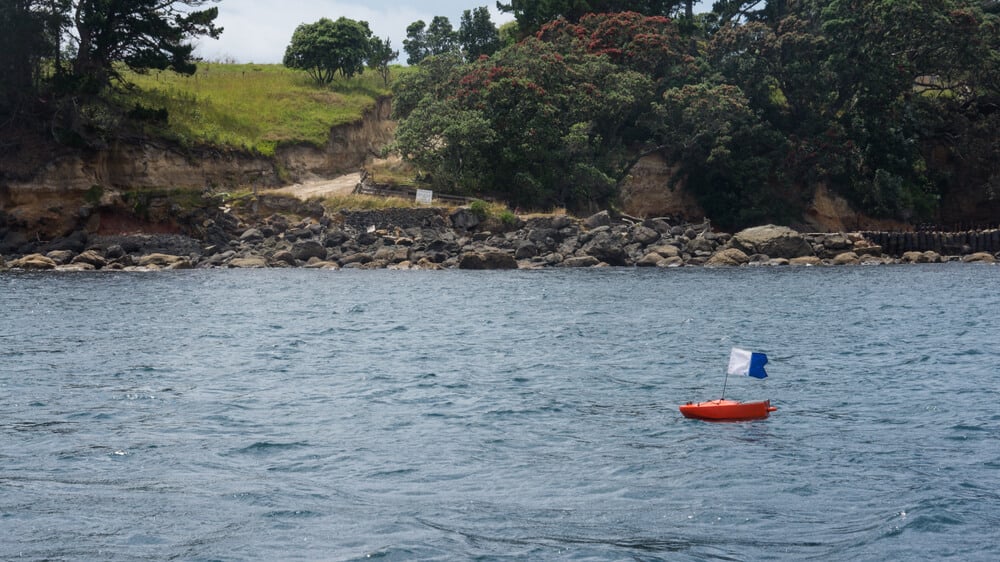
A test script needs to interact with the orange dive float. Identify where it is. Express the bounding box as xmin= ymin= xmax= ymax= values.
xmin=679 ymin=399 xmax=777 ymax=421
